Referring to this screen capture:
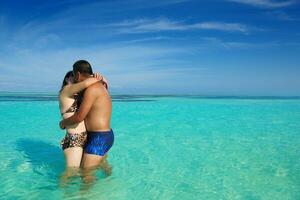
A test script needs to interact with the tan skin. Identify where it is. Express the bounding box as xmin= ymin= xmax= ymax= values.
xmin=59 ymin=73 xmax=107 ymax=186
xmin=59 ymin=75 xmax=102 ymax=167
xmin=59 ymin=72 xmax=112 ymax=174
